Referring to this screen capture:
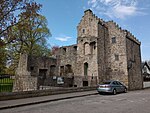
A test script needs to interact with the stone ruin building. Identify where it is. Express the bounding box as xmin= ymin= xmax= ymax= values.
xmin=13 ymin=9 xmax=143 ymax=92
